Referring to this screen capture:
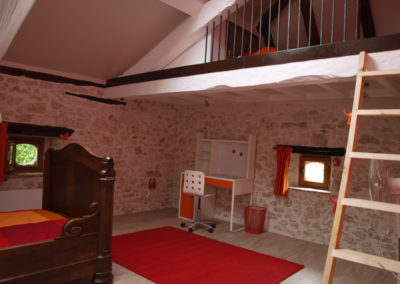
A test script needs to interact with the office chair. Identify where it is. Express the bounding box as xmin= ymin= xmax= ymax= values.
xmin=180 ymin=170 xmax=216 ymax=233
